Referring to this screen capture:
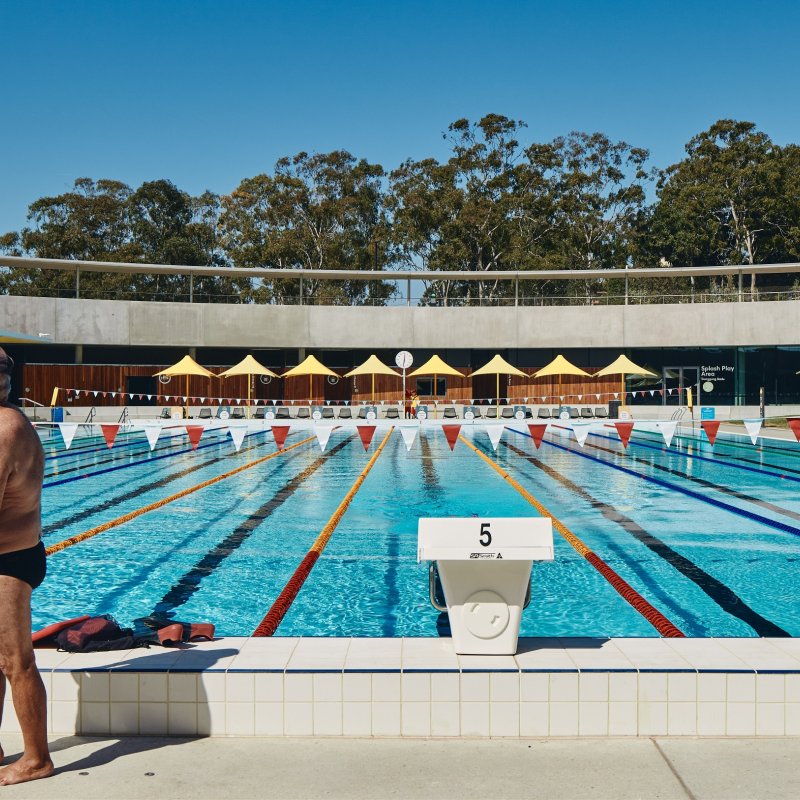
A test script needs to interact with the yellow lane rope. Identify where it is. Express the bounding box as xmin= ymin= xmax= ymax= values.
xmin=253 ymin=427 xmax=394 ymax=635
xmin=45 ymin=435 xmax=316 ymax=555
